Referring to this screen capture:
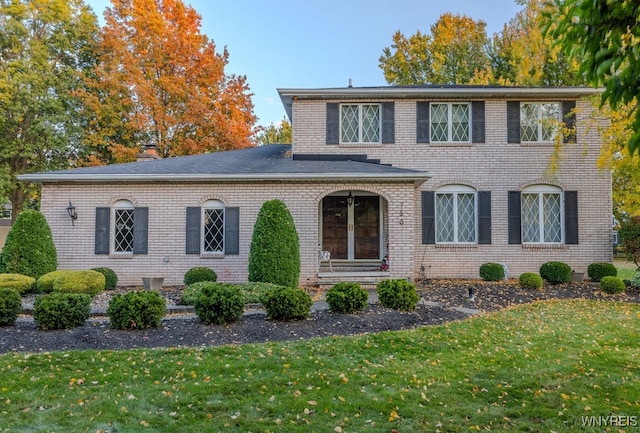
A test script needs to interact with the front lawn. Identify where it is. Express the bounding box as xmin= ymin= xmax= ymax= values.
xmin=1 ymin=299 xmax=638 ymax=432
